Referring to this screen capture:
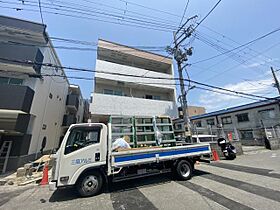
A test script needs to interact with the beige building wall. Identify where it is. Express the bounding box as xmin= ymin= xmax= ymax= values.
xmin=187 ymin=106 xmax=206 ymax=117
